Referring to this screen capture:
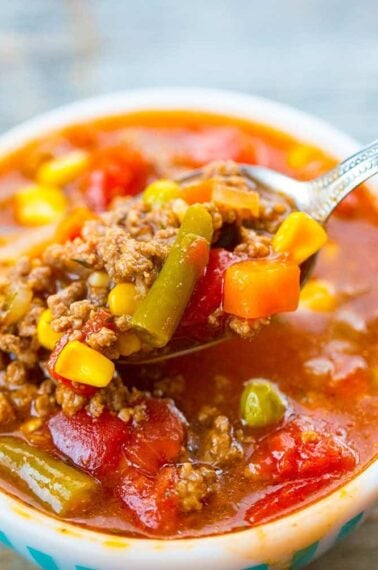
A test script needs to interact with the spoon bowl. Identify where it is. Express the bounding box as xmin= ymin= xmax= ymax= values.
xmin=124 ymin=140 xmax=378 ymax=364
